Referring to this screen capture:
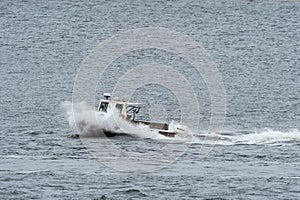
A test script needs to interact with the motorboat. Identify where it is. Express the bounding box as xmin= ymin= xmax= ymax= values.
xmin=97 ymin=93 xmax=188 ymax=138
